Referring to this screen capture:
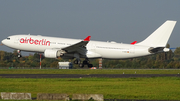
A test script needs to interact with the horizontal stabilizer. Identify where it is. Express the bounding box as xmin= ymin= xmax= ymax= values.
xmin=148 ymin=47 xmax=169 ymax=53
